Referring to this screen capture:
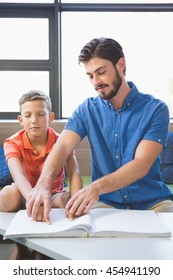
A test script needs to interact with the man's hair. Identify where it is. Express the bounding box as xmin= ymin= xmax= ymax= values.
xmin=78 ymin=37 xmax=126 ymax=74
xmin=19 ymin=90 xmax=52 ymax=112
